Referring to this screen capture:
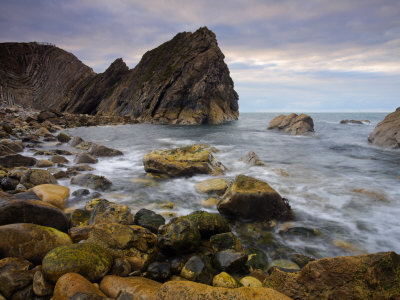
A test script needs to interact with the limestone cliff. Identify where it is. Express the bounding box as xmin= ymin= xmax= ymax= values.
xmin=0 ymin=27 xmax=239 ymax=124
